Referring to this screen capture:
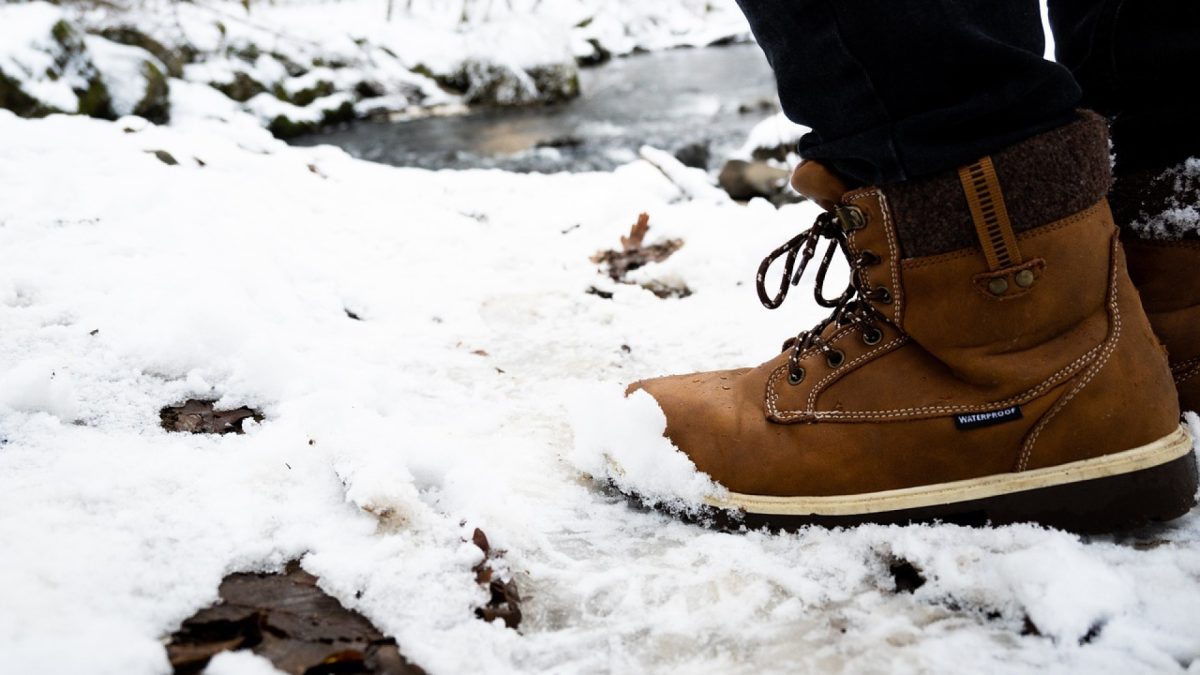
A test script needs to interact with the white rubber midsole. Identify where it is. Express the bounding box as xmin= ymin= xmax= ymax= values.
xmin=703 ymin=425 xmax=1196 ymax=516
